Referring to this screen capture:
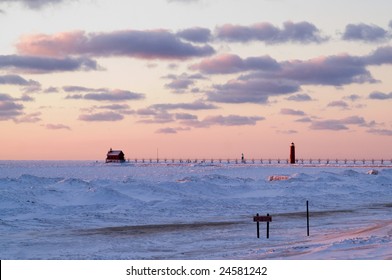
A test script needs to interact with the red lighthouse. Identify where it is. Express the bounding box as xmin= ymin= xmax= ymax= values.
xmin=290 ymin=142 xmax=295 ymax=164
